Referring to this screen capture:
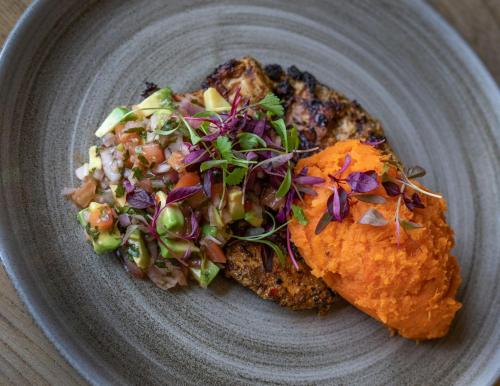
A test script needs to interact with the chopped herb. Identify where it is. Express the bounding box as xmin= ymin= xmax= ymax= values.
xmin=115 ymin=184 xmax=125 ymax=198
xmin=138 ymin=154 xmax=149 ymax=166
xmin=132 ymin=167 xmax=143 ymax=180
